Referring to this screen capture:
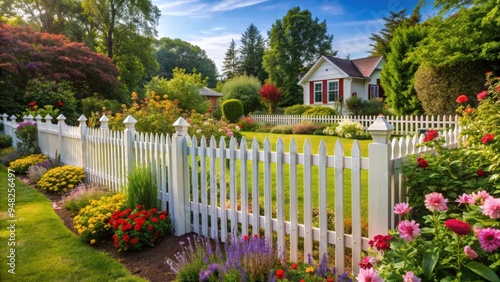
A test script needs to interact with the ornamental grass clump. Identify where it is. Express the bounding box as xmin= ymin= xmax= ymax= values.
xmin=26 ymin=165 xmax=47 ymax=183
xmin=364 ymin=191 xmax=500 ymax=281
xmin=73 ymin=193 xmax=125 ymax=244
xmin=124 ymin=164 xmax=158 ymax=210
xmin=37 ymin=165 xmax=84 ymax=193
xmin=9 ymin=153 xmax=48 ymax=174
xmin=109 ymin=205 xmax=171 ymax=252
